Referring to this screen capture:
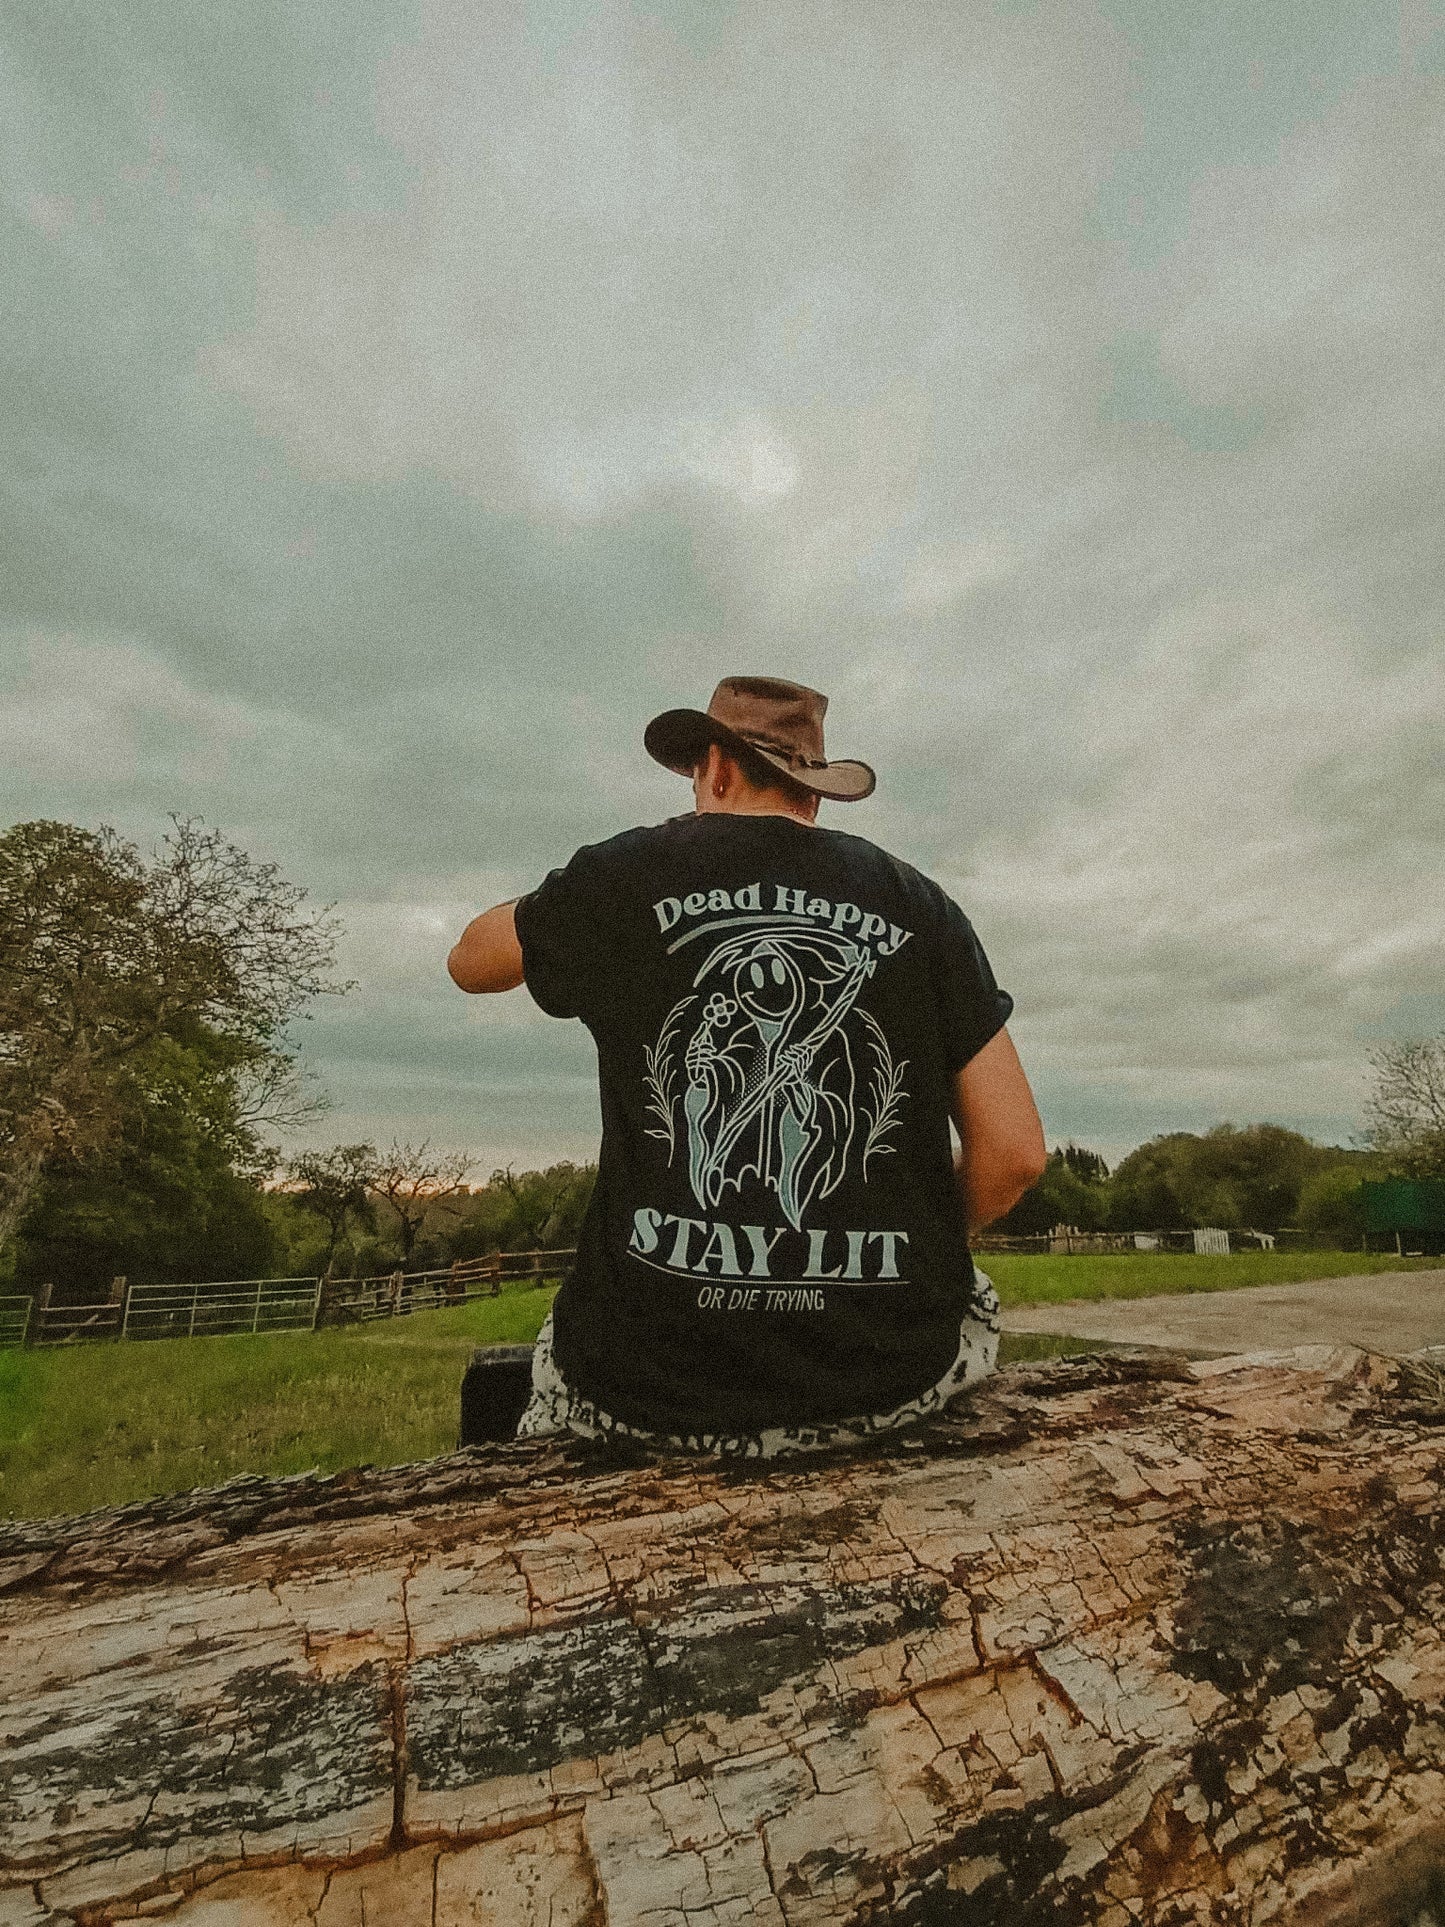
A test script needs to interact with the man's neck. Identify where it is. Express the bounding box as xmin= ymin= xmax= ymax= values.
xmin=698 ymin=798 xmax=816 ymax=825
